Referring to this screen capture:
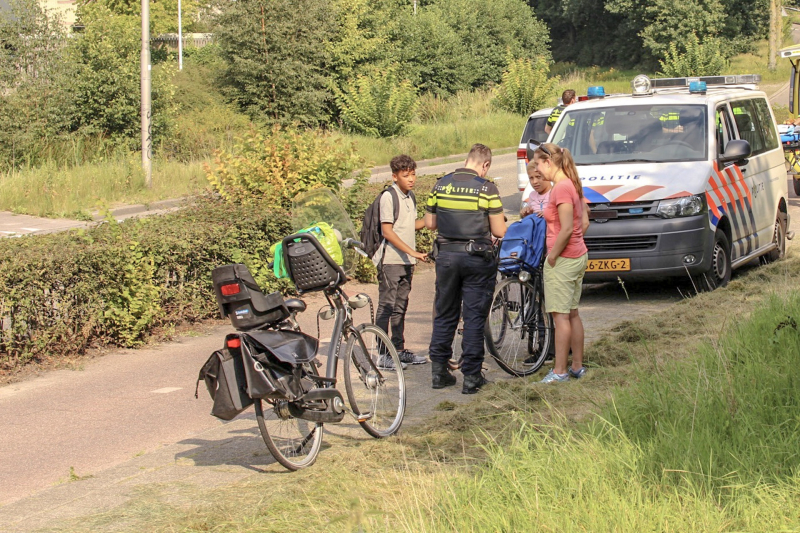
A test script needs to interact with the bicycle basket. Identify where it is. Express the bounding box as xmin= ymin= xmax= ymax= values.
xmin=283 ymin=232 xmax=346 ymax=293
